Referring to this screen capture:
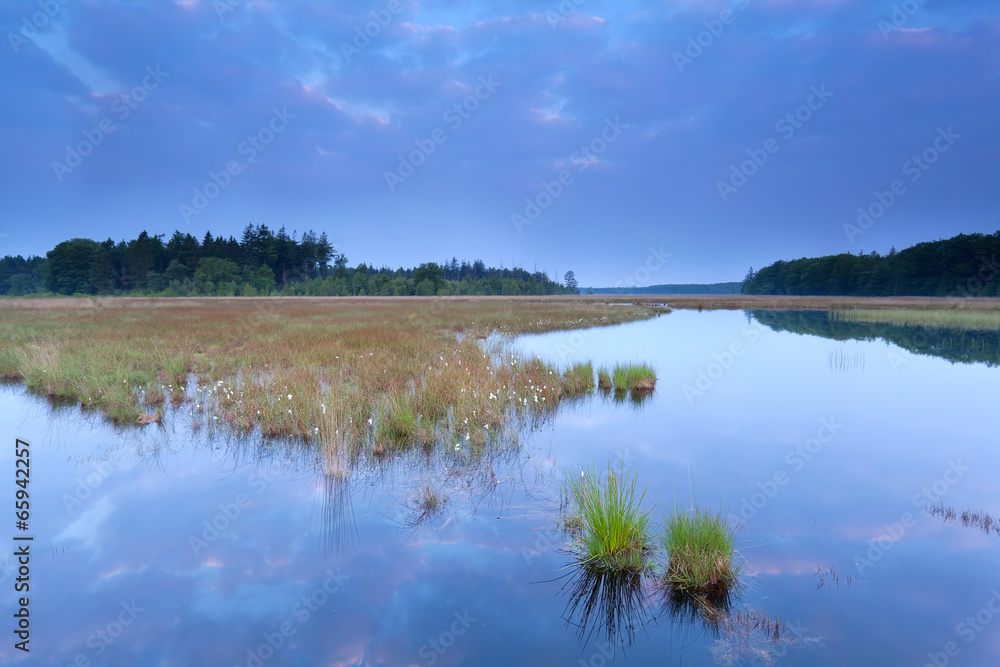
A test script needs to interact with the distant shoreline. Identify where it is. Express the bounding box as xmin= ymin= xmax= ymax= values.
xmin=3 ymin=293 xmax=998 ymax=312
xmin=582 ymin=282 xmax=742 ymax=295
